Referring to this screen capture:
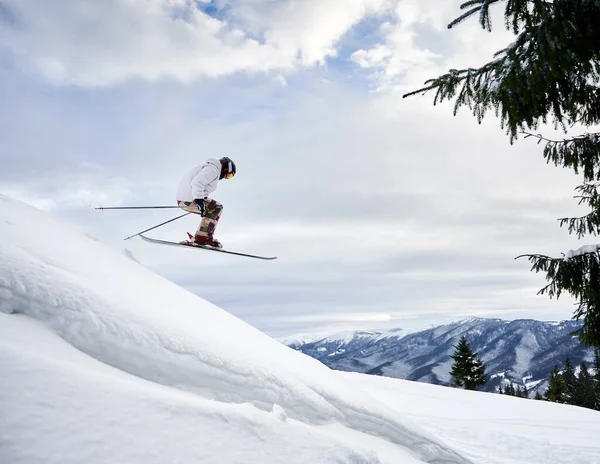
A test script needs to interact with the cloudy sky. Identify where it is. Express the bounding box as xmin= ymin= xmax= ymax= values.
xmin=0 ymin=0 xmax=589 ymax=338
